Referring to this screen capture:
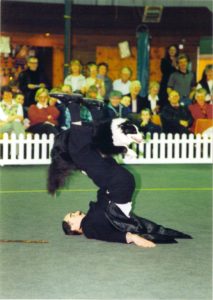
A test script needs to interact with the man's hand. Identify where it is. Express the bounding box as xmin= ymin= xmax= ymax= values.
xmin=180 ymin=120 xmax=188 ymax=127
xmin=126 ymin=232 xmax=156 ymax=248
